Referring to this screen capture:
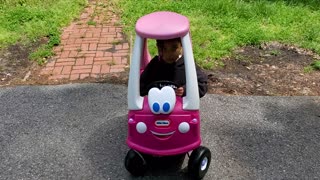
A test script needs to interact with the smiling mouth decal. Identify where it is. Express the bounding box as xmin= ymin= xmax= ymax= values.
xmin=150 ymin=131 xmax=175 ymax=139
